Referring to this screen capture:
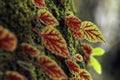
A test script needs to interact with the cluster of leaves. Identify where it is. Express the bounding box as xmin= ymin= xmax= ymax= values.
xmin=0 ymin=0 xmax=106 ymax=80
xmin=81 ymin=43 xmax=105 ymax=74
xmin=66 ymin=14 xmax=105 ymax=43
xmin=32 ymin=0 xmax=105 ymax=79
xmin=66 ymin=59 xmax=92 ymax=80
